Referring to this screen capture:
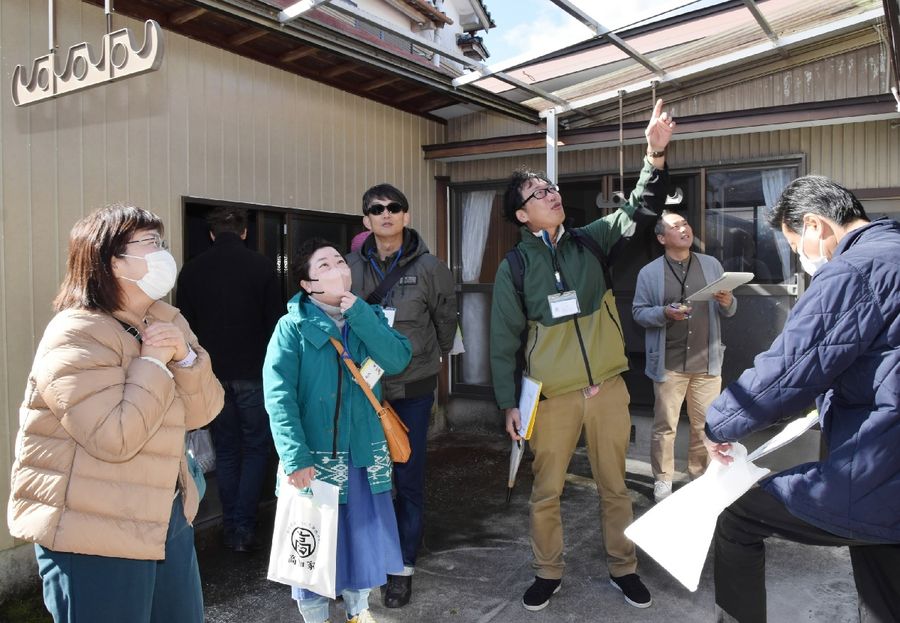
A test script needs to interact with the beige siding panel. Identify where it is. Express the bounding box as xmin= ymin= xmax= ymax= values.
xmin=0 ymin=0 xmax=444 ymax=553
xmin=448 ymin=109 xmax=540 ymax=142
xmin=609 ymin=42 xmax=889 ymax=124
xmin=0 ymin=0 xmax=30 ymax=552
xmin=448 ymin=121 xmax=900 ymax=189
